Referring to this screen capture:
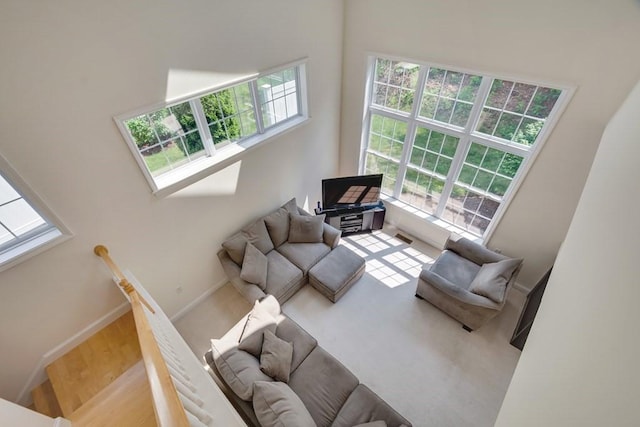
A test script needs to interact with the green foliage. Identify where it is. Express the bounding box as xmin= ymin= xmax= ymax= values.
xmin=126 ymin=116 xmax=156 ymax=148
xmin=201 ymin=90 xmax=241 ymax=145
